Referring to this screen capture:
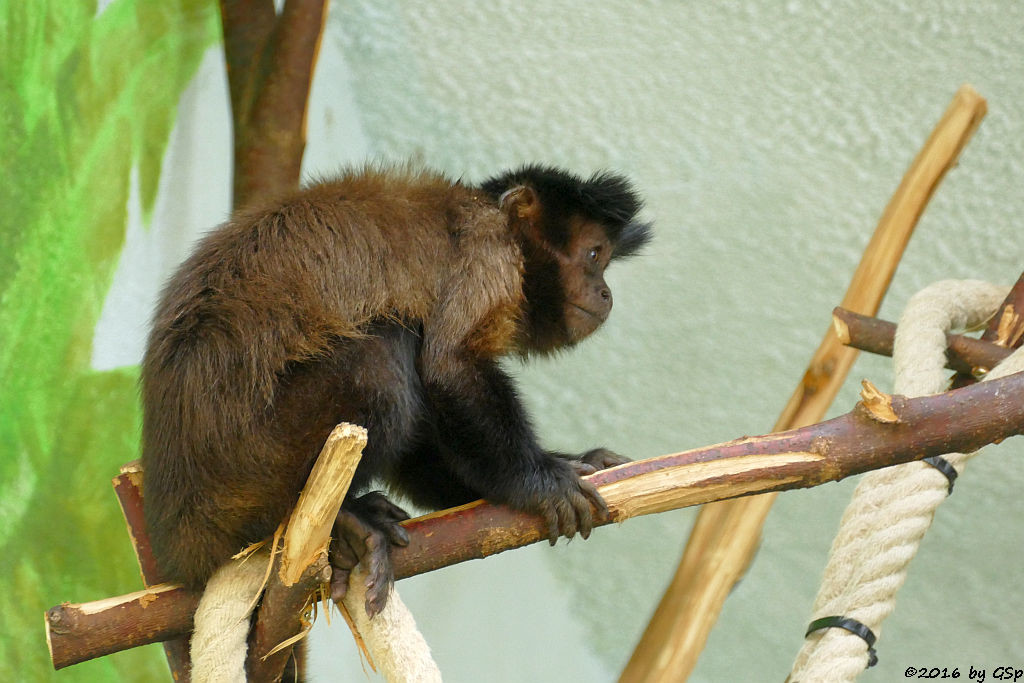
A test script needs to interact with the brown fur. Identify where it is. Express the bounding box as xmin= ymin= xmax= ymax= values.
xmin=141 ymin=163 xmax=651 ymax=590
